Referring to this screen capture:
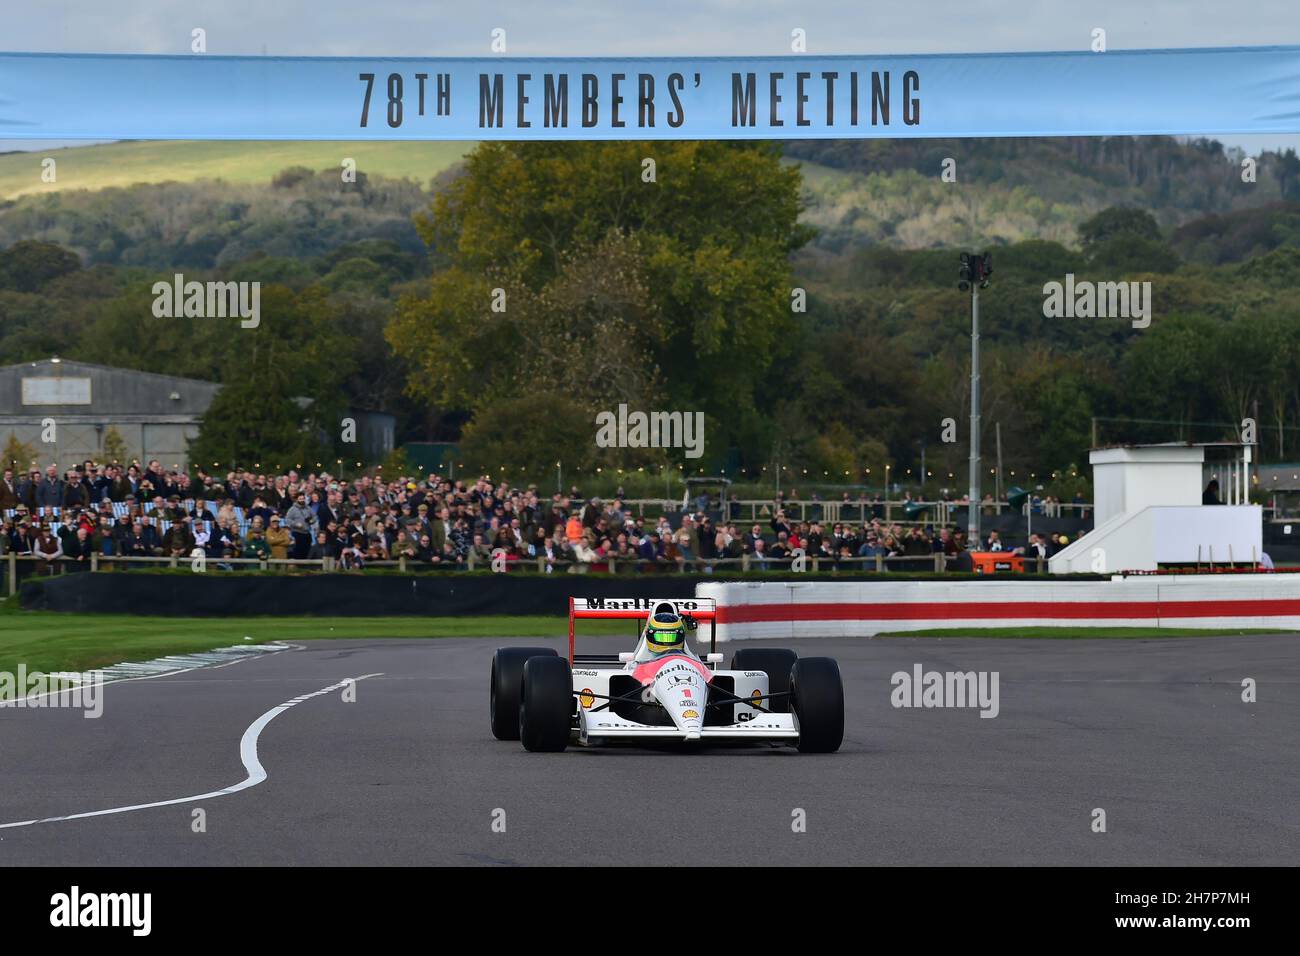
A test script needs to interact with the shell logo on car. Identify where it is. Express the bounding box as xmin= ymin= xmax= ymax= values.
xmin=579 ymin=688 xmax=595 ymax=709
xmin=682 ymin=710 xmax=699 ymax=719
